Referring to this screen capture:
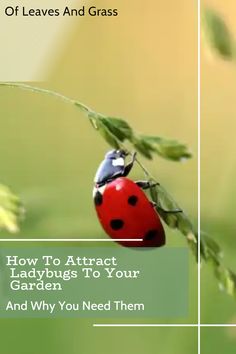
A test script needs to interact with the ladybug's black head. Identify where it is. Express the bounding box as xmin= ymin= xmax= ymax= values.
xmin=94 ymin=149 xmax=128 ymax=186
xmin=105 ymin=149 xmax=128 ymax=160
